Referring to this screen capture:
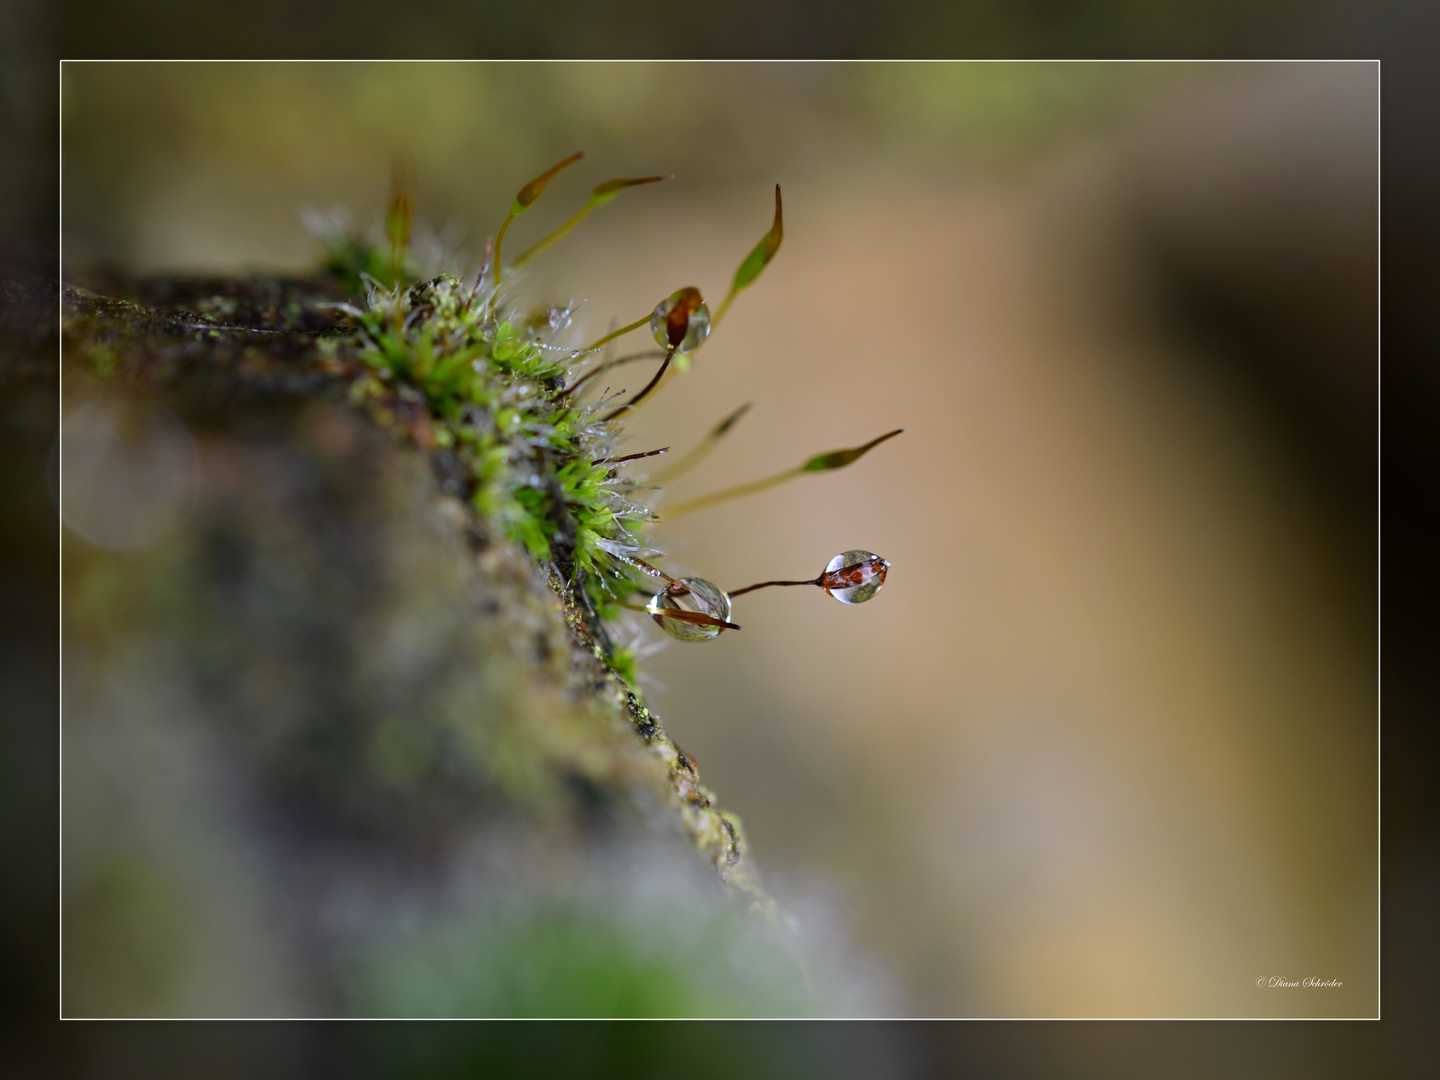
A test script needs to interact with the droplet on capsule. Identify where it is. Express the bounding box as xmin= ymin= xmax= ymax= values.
xmin=647 ymin=576 xmax=734 ymax=641
xmin=650 ymin=287 xmax=710 ymax=353
xmin=819 ymin=550 xmax=889 ymax=604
